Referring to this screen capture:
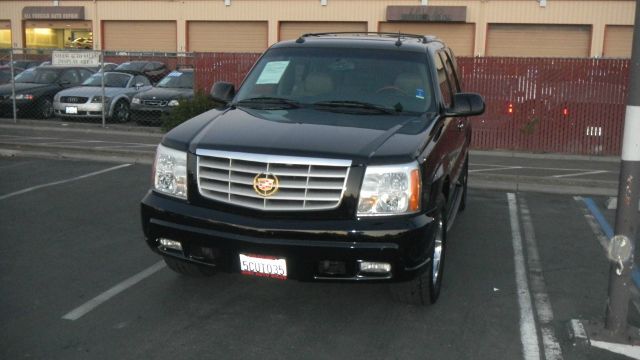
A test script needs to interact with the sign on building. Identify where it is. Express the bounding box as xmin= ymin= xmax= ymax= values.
xmin=52 ymin=51 xmax=100 ymax=66
xmin=22 ymin=6 xmax=85 ymax=20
